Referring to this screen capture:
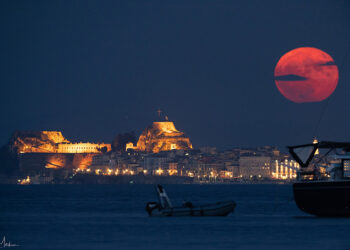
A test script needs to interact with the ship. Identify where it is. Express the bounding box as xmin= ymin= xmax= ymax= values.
xmin=288 ymin=141 xmax=350 ymax=216
xmin=146 ymin=185 xmax=236 ymax=217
